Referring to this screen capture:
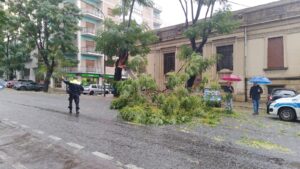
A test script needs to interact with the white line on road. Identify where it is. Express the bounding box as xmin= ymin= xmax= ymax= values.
xmin=3 ymin=118 xmax=9 ymax=121
xmin=10 ymin=121 xmax=18 ymax=124
xmin=92 ymin=151 xmax=114 ymax=160
xmin=20 ymin=125 xmax=29 ymax=129
xmin=33 ymin=130 xmax=45 ymax=135
xmin=0 ymin=152 xmax=9 ymax=161
xmin=48 ymin=135 xmax=62 ymax=141
xmin=12 ymin=163 xmax=28 ymax=169
xmin=125 ymin=164 xmax=144 ymax=169
xmin=66 ymin=142 xmax=84 ymax=150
